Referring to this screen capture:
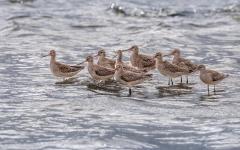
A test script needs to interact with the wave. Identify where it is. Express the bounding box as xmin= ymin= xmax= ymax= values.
xmin=8 ymin=0 xmax=35 ymax=3
xmin=7 ymin=14 xmax=31 ymax=21
xmin=219 ymin=4 xmax=240 ymax=13
xmin=109 ymin=3 xmax=240 ymax=18
xmin=70 ymin=24 xmax=107 ymax=29
xmin=110 ymin=3 xmax=198 ymax=18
